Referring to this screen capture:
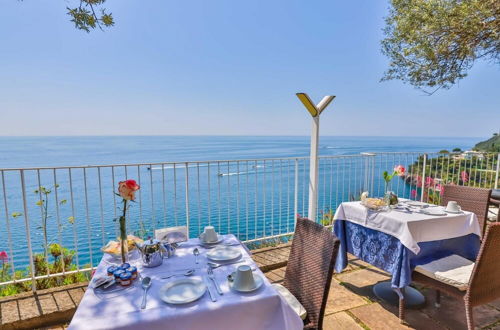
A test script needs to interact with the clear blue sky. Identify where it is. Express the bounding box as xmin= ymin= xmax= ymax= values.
xmin=0 ymin=0 xmax=498 ymax=137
